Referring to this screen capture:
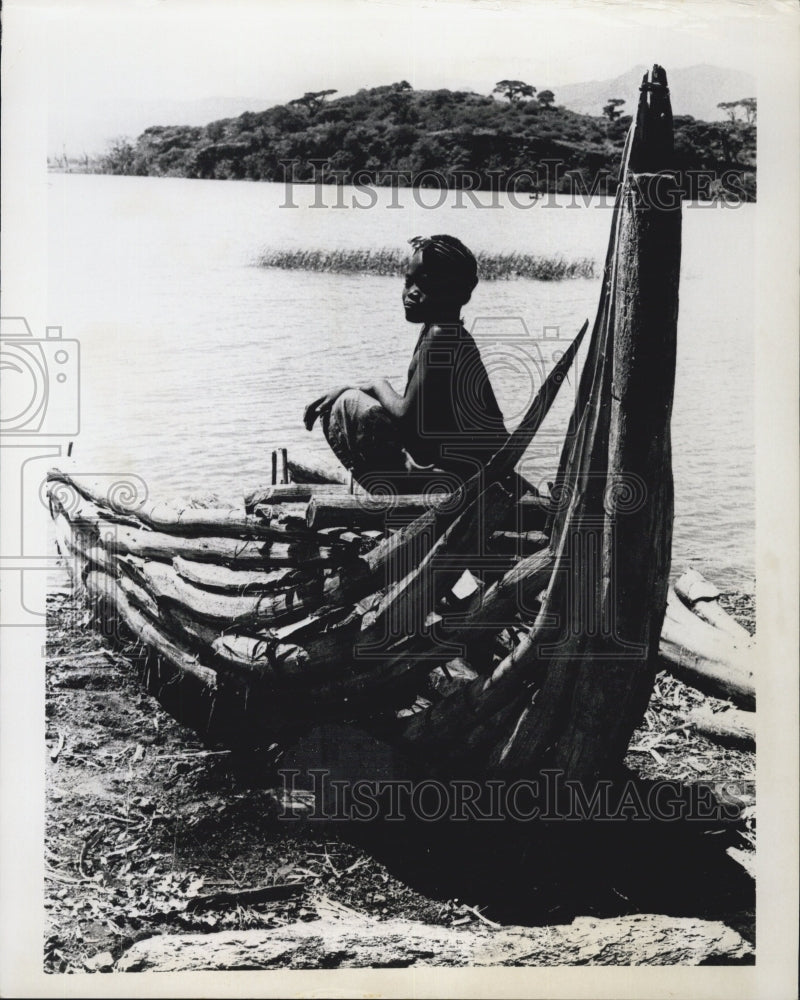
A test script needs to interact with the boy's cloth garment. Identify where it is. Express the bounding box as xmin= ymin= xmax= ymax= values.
xmin=402 ymin=322 xmax=507 ymax=474
xmin=322 ymin=389 xmax=409 ymax=482
xmin=322 ymin=323 xmax=508 ymax=487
